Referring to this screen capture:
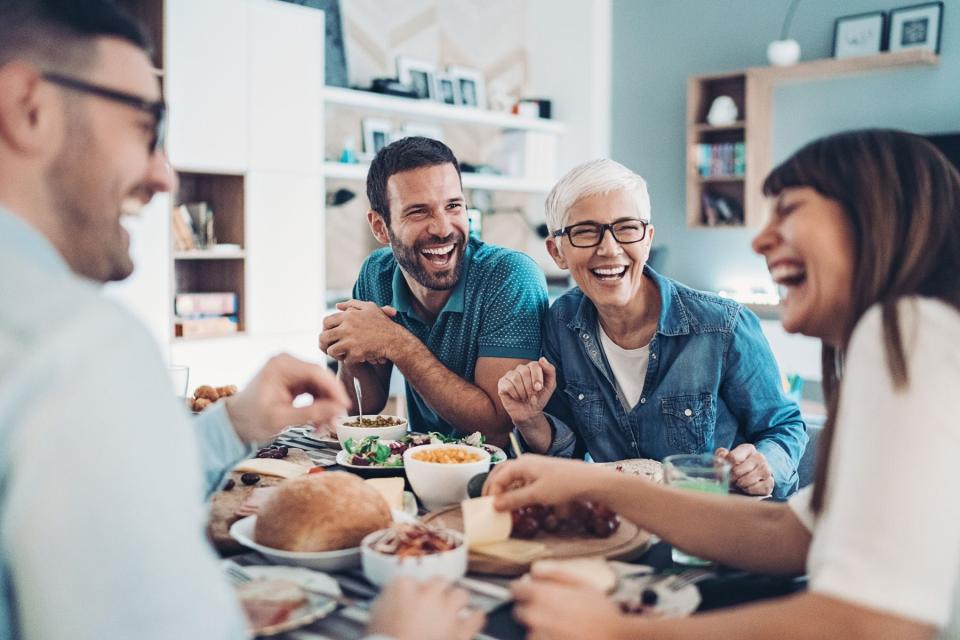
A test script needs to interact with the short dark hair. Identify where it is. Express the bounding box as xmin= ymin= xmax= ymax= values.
xmin=366 ymin=136 xmax=461 ymax=224
xmin=0 ymin=0 xmax=151 ymax=71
